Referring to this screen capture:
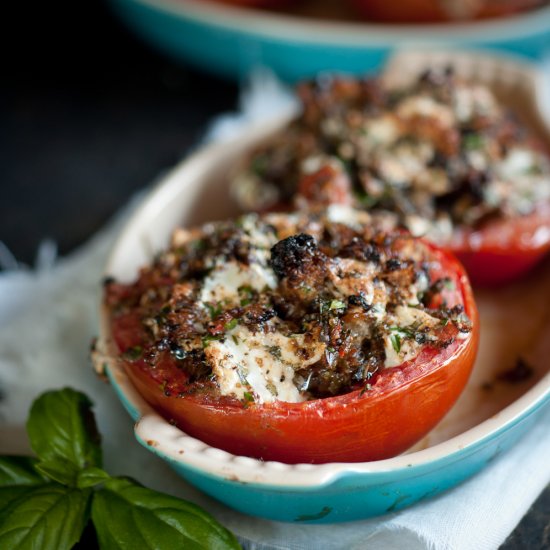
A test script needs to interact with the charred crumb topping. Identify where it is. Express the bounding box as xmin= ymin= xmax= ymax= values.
xmin=106 ymin=209 xmax=471 ymax=405
xmin=233 ymin=68 xmax=550 ymax=242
